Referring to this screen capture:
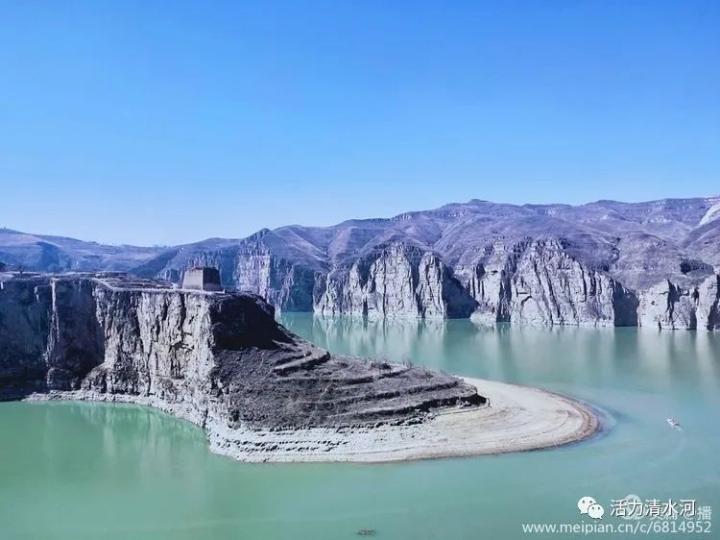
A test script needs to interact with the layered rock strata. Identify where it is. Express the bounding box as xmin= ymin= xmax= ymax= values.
xmin=5 ymin=197 xmax=718 ymax=329
xmin=314 ymin=243 xmax=477 ymax=319
xmin=141 ymin=237 xmax=719 ymax=329
xmin=0 ymin=273 xmax=484 ymax=446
